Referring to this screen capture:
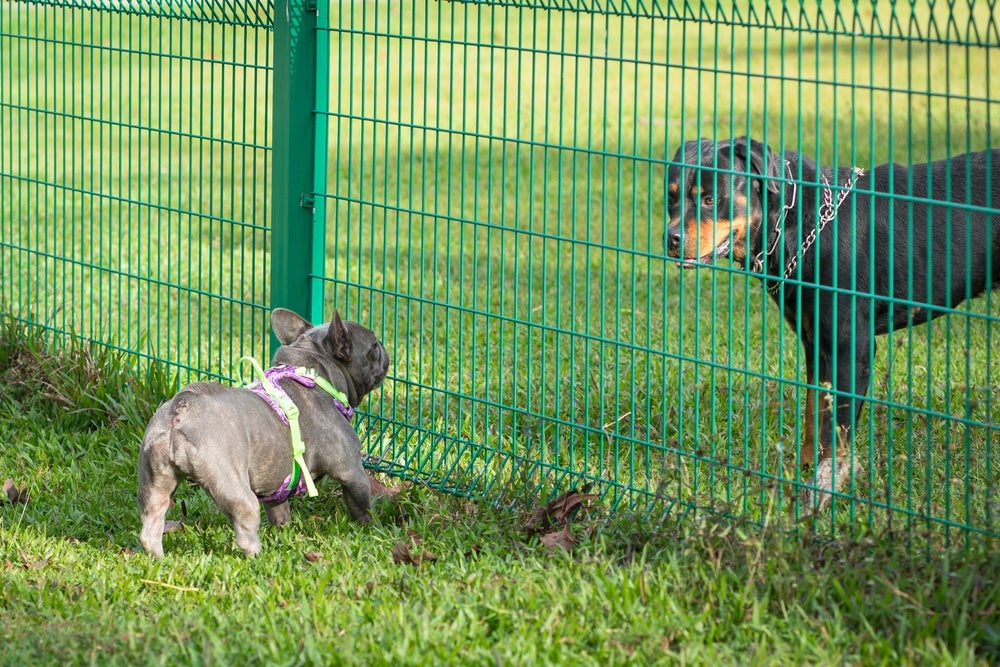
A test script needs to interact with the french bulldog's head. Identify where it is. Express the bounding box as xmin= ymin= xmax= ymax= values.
xmin=270 ymin=308 xmax=390 ymax=405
